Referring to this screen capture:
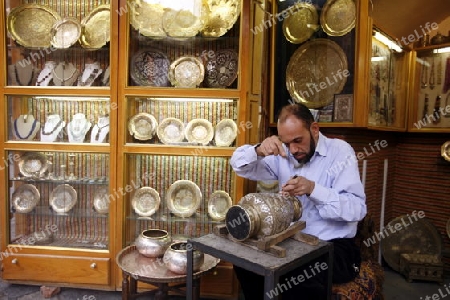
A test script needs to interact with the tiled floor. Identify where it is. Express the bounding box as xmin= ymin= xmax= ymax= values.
xmin=0 ymin=267 xmax=448 ymax=299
